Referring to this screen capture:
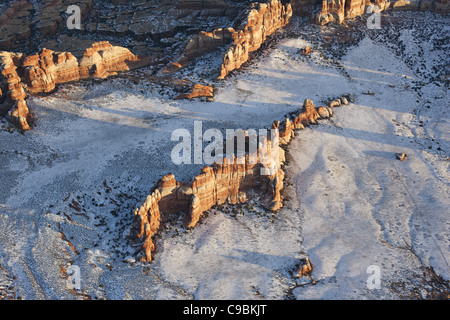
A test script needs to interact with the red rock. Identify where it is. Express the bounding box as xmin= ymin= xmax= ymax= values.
xmin=2 ymin=42 xmax=151 ymax=129
xmin=21 ymin=42 xmax=151 ymax=94
xmin=218 ymin=0 xmax=293 ymax=79
xmin=174 ymin=83 xmax=214 ymax=100
xmin=0 ymin=51 xmax=32 ymax=130
xmin=301 ymin=46 xmax=312 ymax=55
xmin=132 ymin=97 xmax=336 ymax=262
xmin=317 ymin=106 xmax=331 ymax=118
